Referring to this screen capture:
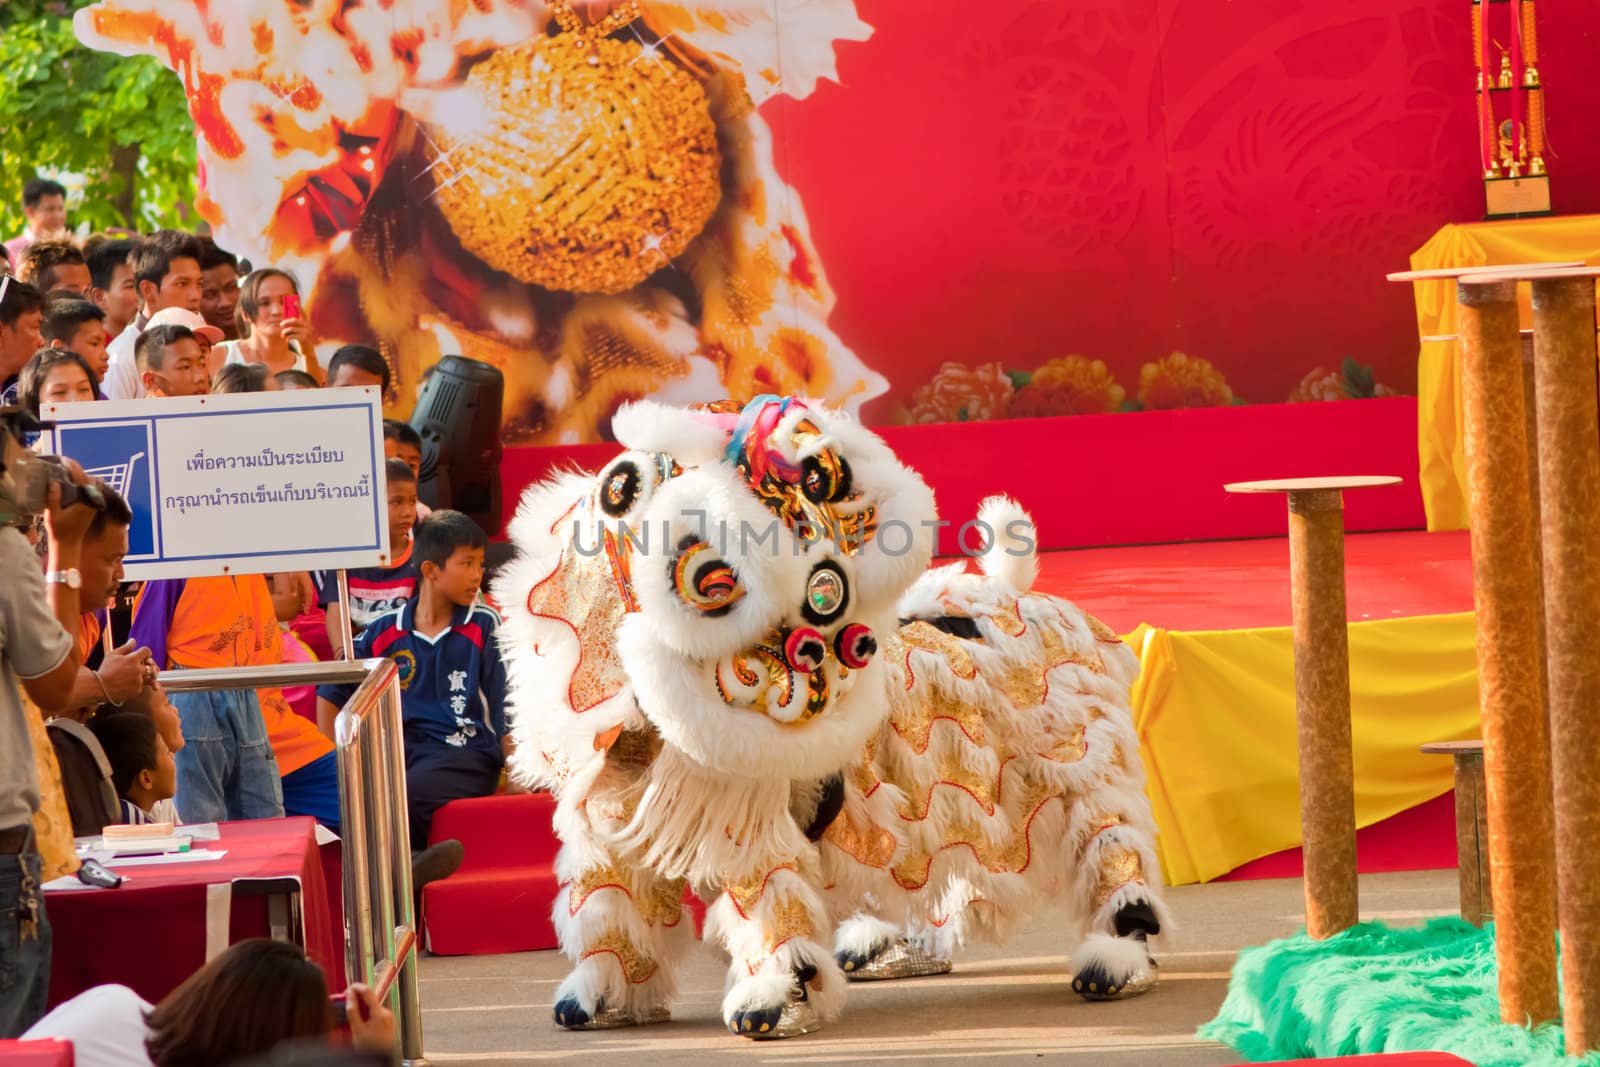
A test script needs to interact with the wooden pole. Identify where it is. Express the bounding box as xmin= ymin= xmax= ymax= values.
xmin=1226 ymin=475 xmax=1399 ymax=939
xmin=1421 ymin=741 xmax=1492 ymax=926
xmin=1286 ymin=488 xmax=1359 ymax=940
xmin=1519 ymin=330 xmax=1549 ymax=726
xmin=1455 ymin=275 xmax=1559 ymax=1026
xmin=1526 ymin=270 xmax=1600 ymax=1053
